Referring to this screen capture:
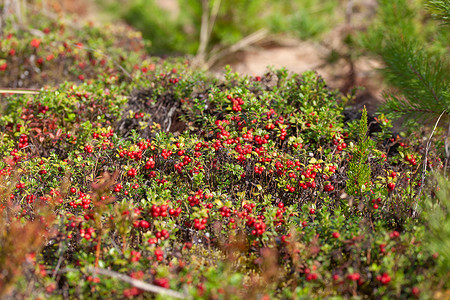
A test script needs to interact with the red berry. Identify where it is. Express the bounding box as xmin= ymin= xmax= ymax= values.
xmin=347 ymin=273 xmax=360 ymax=281
xmin=387 ymin=182 xmax=395 ymax=191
